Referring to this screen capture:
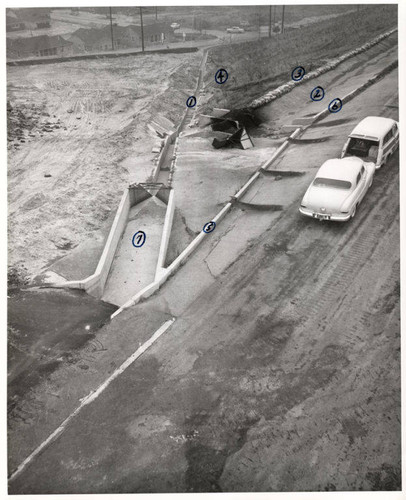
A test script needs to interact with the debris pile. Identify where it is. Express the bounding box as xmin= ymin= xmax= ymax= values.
xmin=200 ymin=107 xmax=256 ymax=150
xmin=7 ymin=101 xmax=66 ymax=150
